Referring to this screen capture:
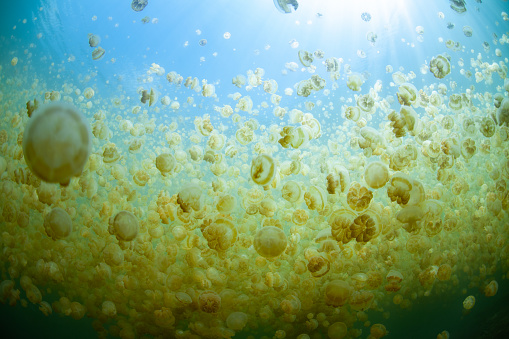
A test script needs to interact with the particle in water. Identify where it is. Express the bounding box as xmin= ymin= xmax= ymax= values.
xmin=223 ymin=32 xmax=231 ymax=39
xmin=361 ymin=12 xmax=371 ymax=22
